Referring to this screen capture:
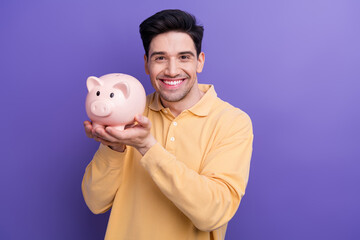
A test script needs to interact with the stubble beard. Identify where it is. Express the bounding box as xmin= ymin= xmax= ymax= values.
xmin=159 ymin=87 xmax=191 ymax=103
